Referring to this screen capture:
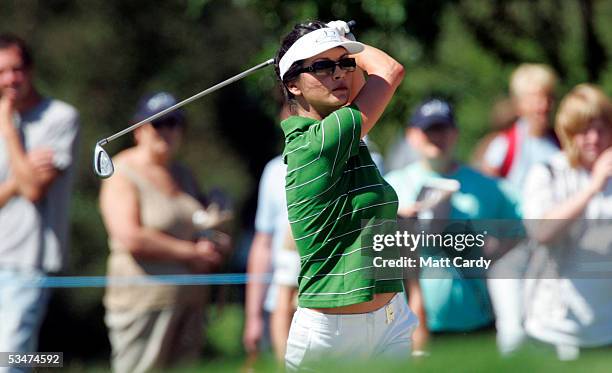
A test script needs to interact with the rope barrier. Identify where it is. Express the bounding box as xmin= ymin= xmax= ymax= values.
xmin=4 ymin=273 xmax=273 ymax=288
